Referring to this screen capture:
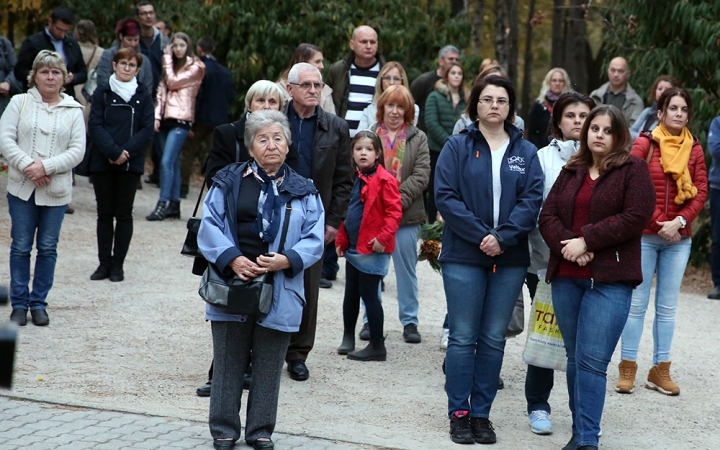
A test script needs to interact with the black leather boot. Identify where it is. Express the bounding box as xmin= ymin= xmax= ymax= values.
xmin=337 ymin=330 xmax=355 ymax=355
xmin=166 ymin=200 xmax=181 ymax=219
xmin=347 ymin=339 xmax=386 ymax=361
xmin=146 ymin=201 xmax=169 ymax=221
